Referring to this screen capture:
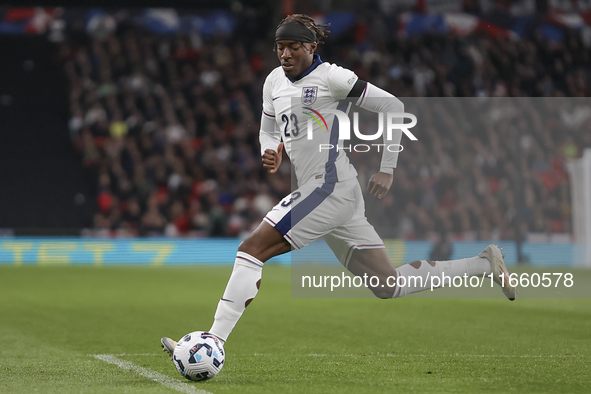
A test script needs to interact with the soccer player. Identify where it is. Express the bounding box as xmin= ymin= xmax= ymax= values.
xmin=162 ymin=14 xmax=515 ymax=357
